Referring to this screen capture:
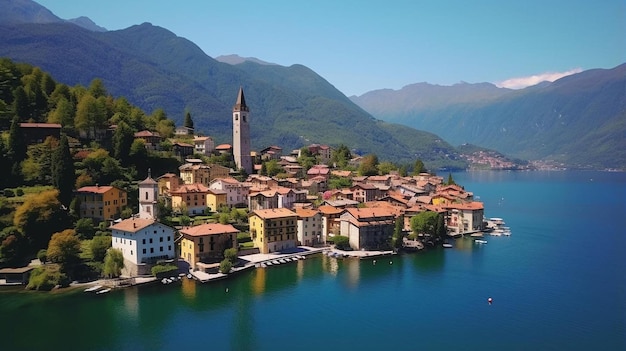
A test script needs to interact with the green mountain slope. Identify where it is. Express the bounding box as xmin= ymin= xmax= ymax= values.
xmin=352 ymin=65 xmax=626 ymax=169
xmin=0 ymin=19 xmax=465 ymax=169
